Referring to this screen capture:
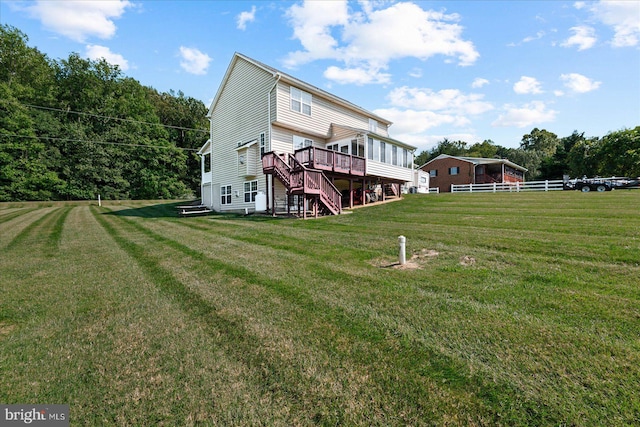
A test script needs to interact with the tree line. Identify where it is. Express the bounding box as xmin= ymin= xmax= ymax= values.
xmin=415 ymin=126 xmax=639 ymax=181
xmin=1 ymin=25 xmax=208 ymax=202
